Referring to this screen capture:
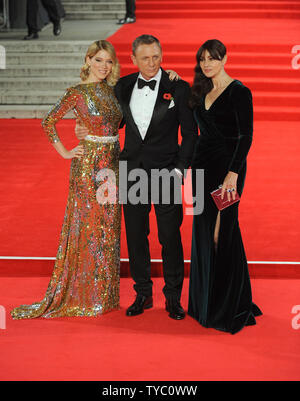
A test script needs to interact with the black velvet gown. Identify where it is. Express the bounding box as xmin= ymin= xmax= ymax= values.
xmin=188 ymin=79 xmax=262 ymax=334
